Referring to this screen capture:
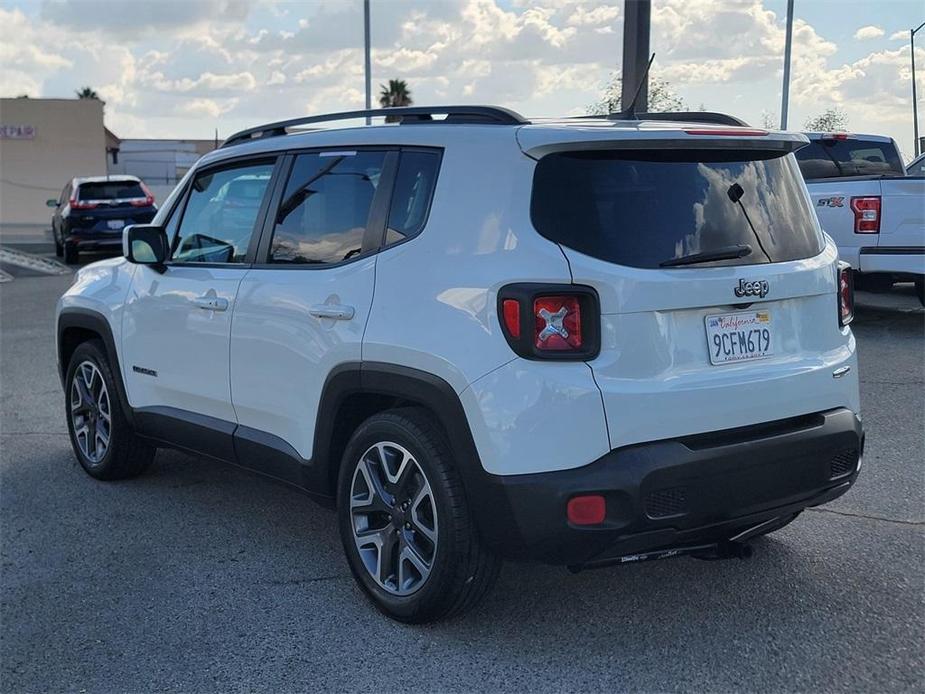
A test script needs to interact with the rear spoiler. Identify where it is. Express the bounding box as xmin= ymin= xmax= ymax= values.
xmin=517 ymin=129 xmax=810 ymax=160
